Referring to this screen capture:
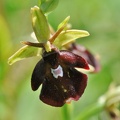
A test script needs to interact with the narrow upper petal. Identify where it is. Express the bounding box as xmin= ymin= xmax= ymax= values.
xmin=31 ymin=59 xmax=46 ymax=91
